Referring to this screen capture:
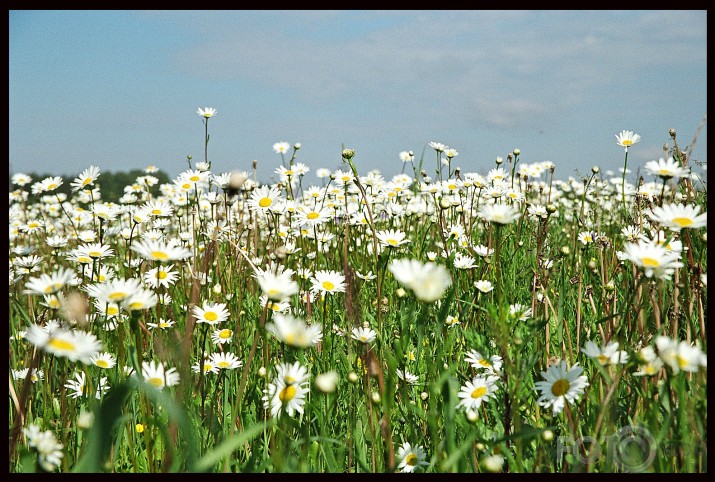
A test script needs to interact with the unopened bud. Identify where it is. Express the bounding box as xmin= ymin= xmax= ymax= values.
xmin=513 ymin=149 xmax=521 ymax=156
xmin=591 ymin=166 xmax=600 ymax=174
xmin=371 ymin=391 xmax=381 ymax=404
xmin=542 ymin=430 xmax=554 ymax=441
xmin=342 ymin=148 xmax=355 ymax=160
xmin=348 ymin=372 xmax=359 ymax=384
xmin=669 ymin=128 xmax=676 ymax=139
